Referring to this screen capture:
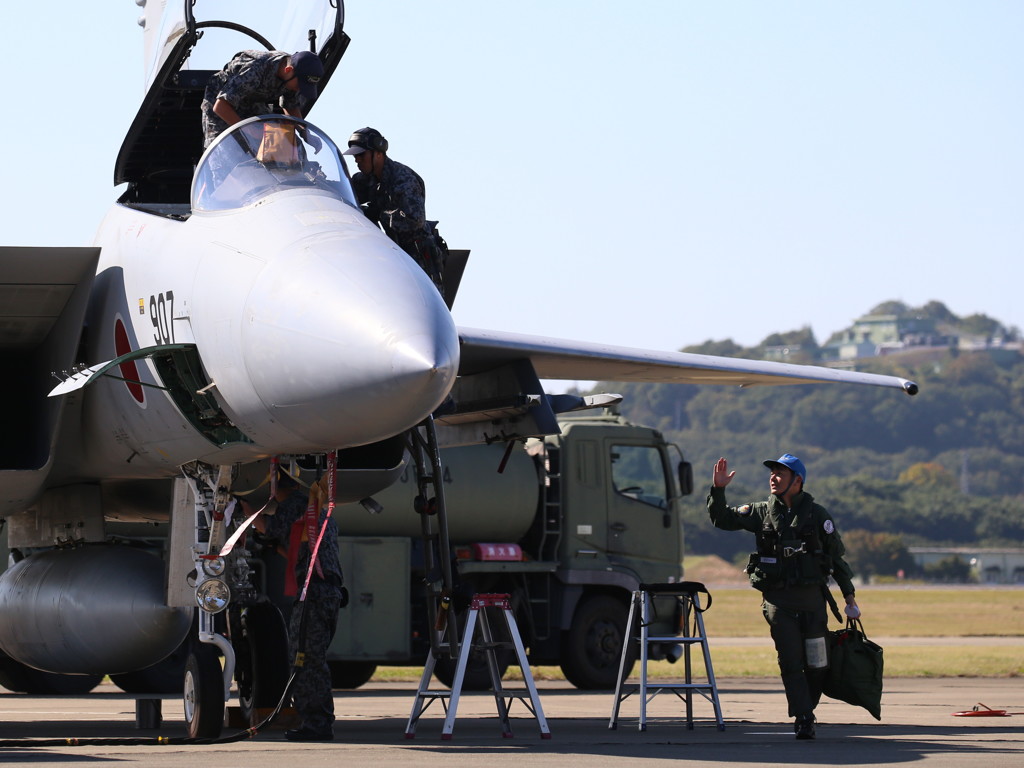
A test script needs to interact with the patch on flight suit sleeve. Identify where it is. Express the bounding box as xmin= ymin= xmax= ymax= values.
xmin=737 ymin=505 xmax=752 ymax=516
xmin=823 ymin=519 xmax=835 ymax=534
